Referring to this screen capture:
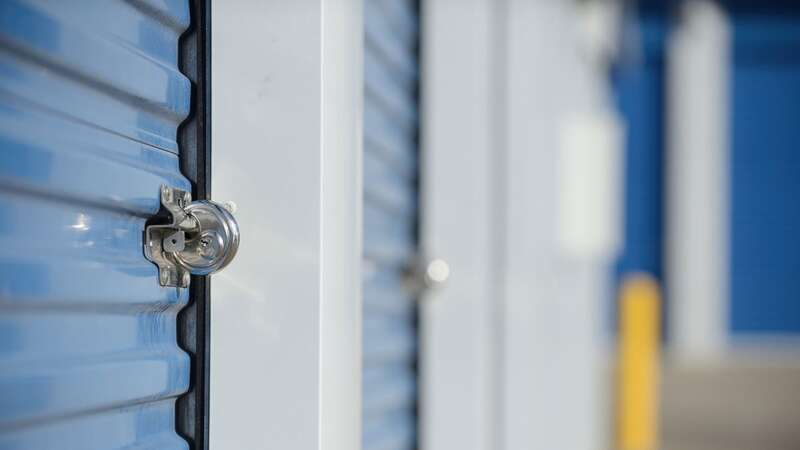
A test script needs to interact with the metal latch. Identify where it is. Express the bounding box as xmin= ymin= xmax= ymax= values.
xmin=145 ymin=185 xmax=240 ymax=287
xmin=403 ymin=255 xmax=451 ymax=296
